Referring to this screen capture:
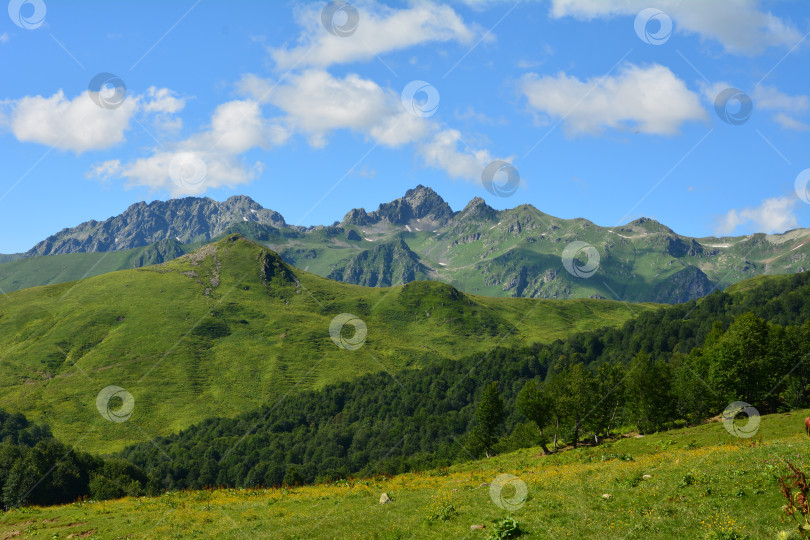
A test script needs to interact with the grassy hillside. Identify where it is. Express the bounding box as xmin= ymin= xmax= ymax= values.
xmin=3 ymin=409 xmax=808 ymax=539
xmin=0 ymin=235 xmax=649 ymax=454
